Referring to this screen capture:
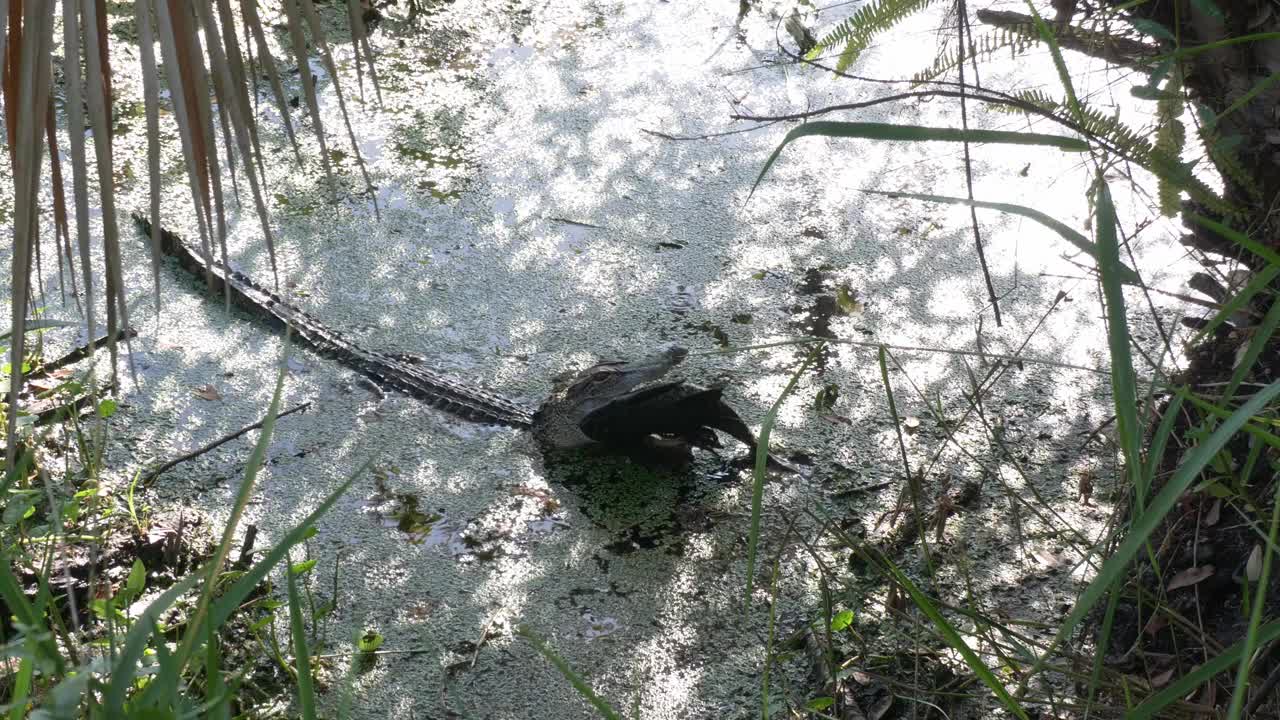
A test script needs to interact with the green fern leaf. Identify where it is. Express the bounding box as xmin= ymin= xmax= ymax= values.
xmin=912 ymin=30 xmax=1036 ymax=84
xmin=1201 ymin=129 xmax=1261 ymax=201
xmin=1153 ymin=75 xmax=1186 ymax=217
xmin=1004 ymin=90 xmax=1240 ymax=218
xmin=810 ymin=0 xmax=938 ymax=71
